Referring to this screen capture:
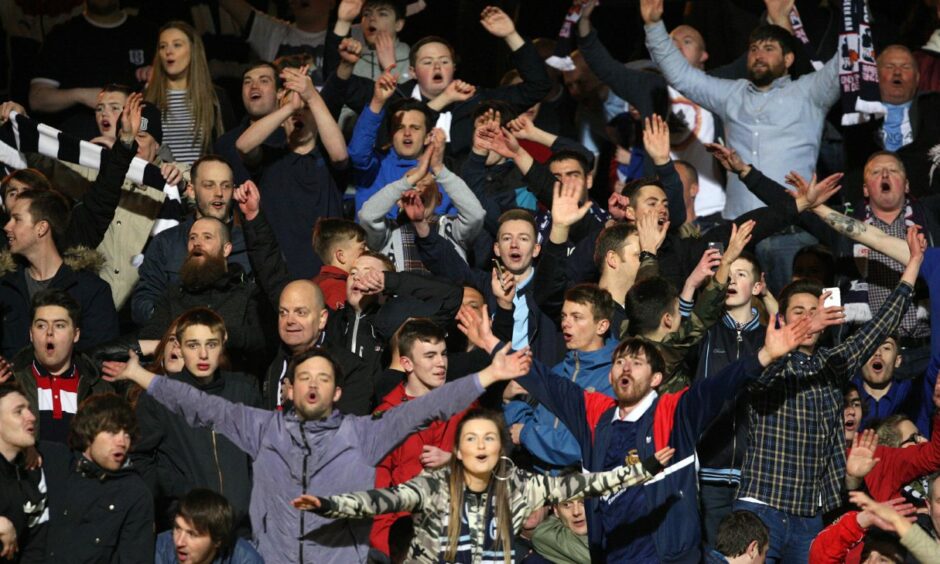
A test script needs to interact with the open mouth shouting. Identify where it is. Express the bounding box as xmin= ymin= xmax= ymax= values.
xmin=844 ymin=412 xmax=858 ymax=434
